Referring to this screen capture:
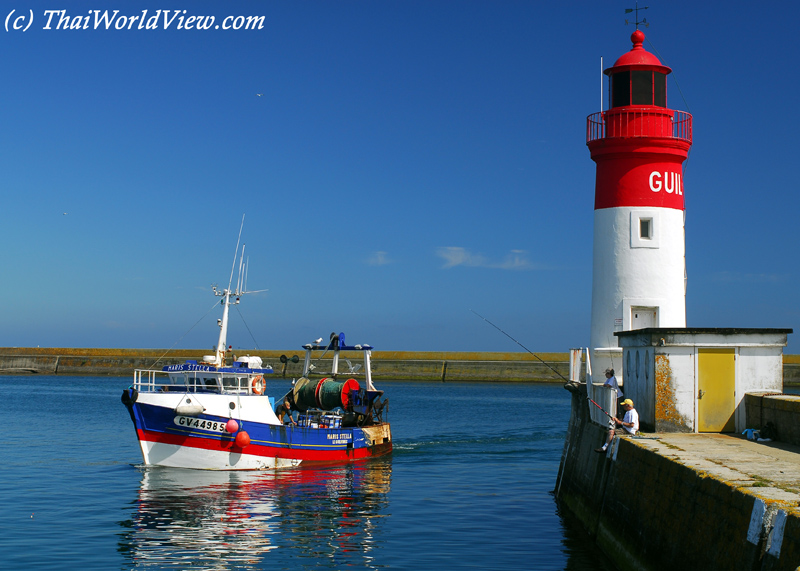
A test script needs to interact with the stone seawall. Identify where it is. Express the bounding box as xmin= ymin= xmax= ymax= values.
xmin=1 ymin=348 xmax=798 ymax=385
xmin=0 ymin=347 xmax=571 ymax=381
xmin=556 ymin=384 xmax=800 ymax=571
xmin=784 ymin=357 xmax=800 ymax=386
